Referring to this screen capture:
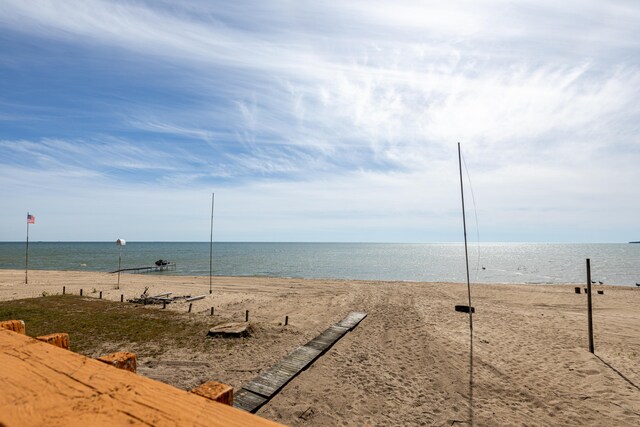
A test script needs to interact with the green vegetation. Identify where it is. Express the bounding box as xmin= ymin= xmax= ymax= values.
xmin=0 ymin=295 xmax=224 ymax=357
